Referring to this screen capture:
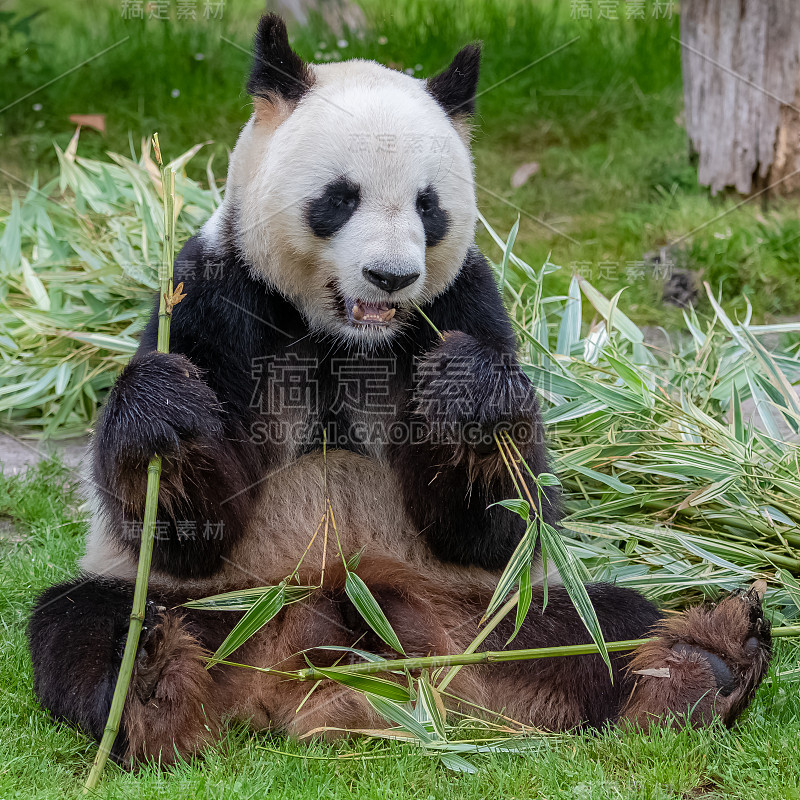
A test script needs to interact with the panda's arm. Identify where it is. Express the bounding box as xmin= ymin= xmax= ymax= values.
xmin=91 ymin=236 xmax=273 ymax=579
xmin=390 ymin=248 xmax=561 ymax=569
